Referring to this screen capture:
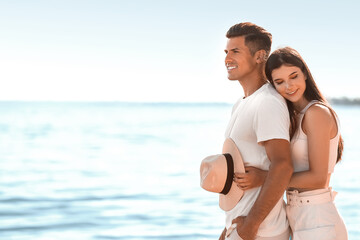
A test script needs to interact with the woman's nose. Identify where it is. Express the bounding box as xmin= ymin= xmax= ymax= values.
xmin=285 ymin=81 xmax=293 ymax=89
